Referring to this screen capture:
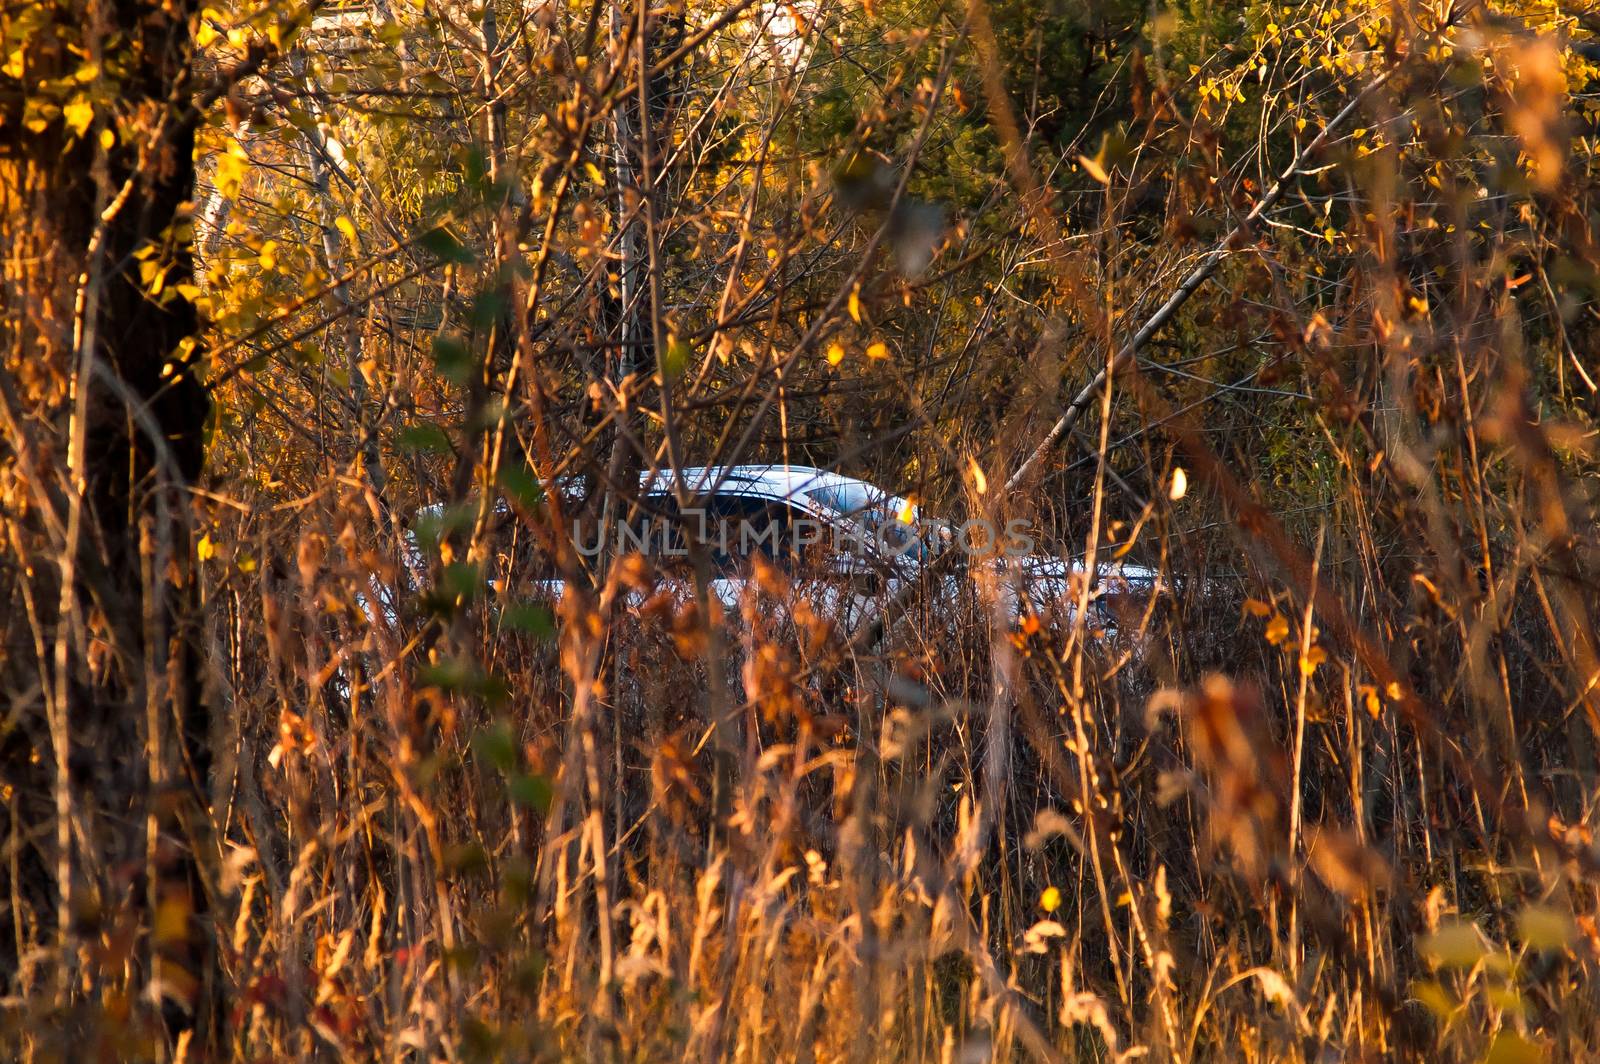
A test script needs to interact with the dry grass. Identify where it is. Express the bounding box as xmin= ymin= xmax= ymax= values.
xmin=7 ymin=0 xmax=1600 ymax=1060
xmin=114 ymin=455 xmax=1600 ymax=1062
